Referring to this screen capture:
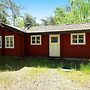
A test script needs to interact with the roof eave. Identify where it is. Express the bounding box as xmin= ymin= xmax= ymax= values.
xmin=1 ymin=23 xmax=25 ymax=34
xmin=26 ymin=29 xmax=90 ymax=34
